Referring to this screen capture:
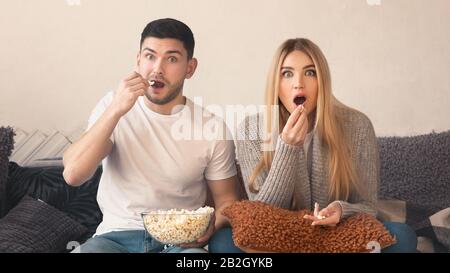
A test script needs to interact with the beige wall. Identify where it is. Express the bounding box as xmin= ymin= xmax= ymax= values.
xmin=1 ymin=0 xmax=449 ymax=137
